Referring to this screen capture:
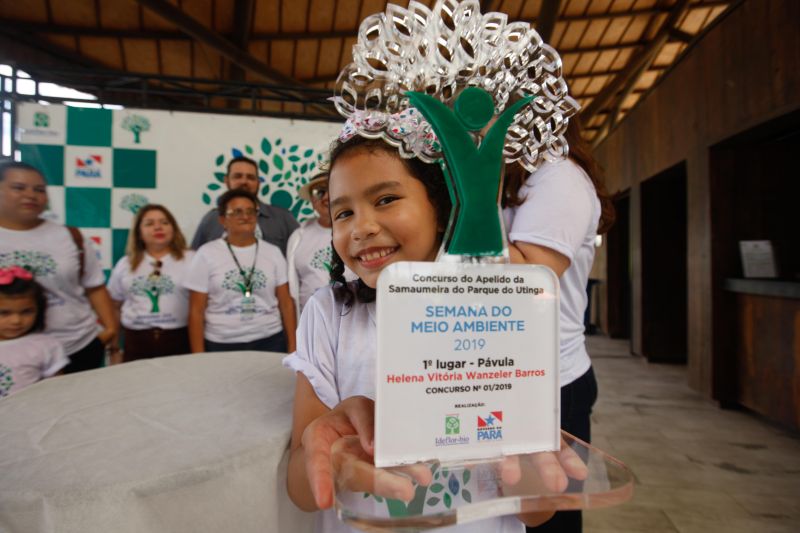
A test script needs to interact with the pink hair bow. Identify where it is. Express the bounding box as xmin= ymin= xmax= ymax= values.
xmin=0 ymin=265 xmax=34 ymax=285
